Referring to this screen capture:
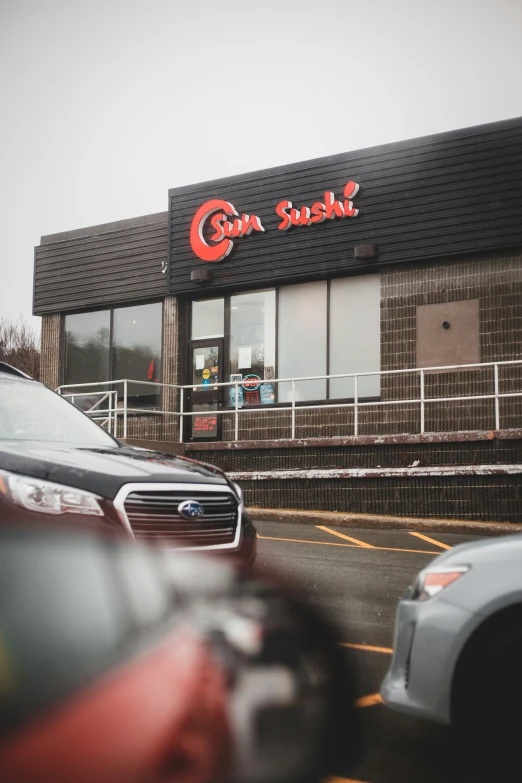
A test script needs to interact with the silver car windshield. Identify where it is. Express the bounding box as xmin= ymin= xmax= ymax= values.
xmin=0 ymin=377 xmax=117 ymax=446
